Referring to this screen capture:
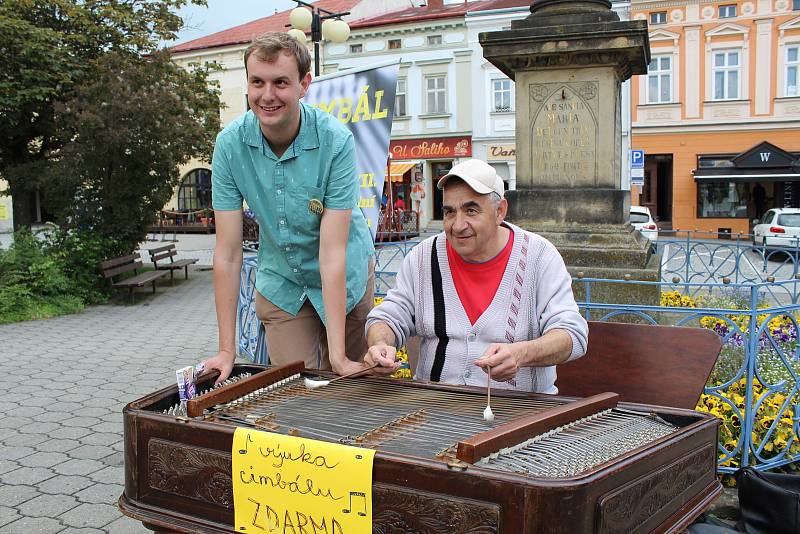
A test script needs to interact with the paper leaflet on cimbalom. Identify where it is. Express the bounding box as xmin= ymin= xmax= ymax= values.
xmin=233 ymin=427 xmax=376 ymax=533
